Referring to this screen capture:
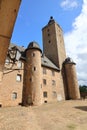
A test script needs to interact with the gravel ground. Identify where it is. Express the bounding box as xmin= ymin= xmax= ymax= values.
xmin=0 ymin=100 xmax=87 ymax=130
